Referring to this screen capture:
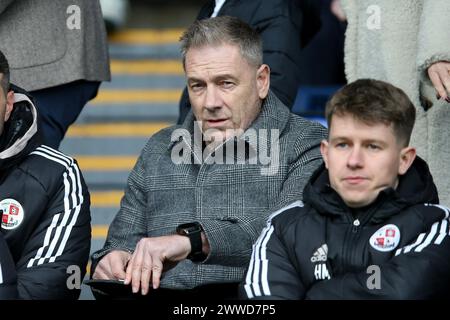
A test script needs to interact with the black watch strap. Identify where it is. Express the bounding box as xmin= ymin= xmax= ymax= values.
xmin=176 ymin=222 xmax=205 ymax=261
